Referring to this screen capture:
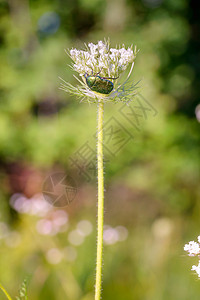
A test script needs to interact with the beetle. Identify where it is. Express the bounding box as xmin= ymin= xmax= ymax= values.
xmin=84 ymin=71 xmax=118 ymax=95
